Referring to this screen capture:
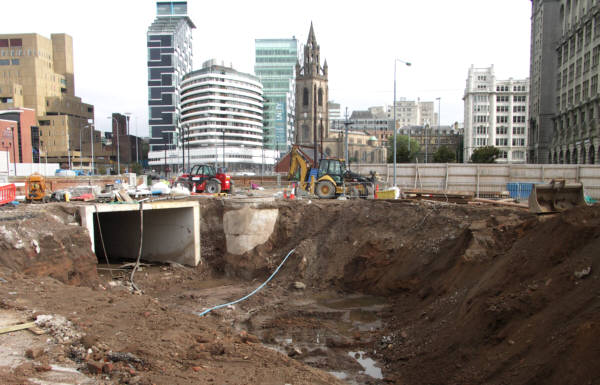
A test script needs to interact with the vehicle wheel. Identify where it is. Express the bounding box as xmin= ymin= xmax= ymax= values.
xmin=206 ymin=180 xmax=221 ymax=194
xmin=316 ymin=181 xmax=336 ymax=199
